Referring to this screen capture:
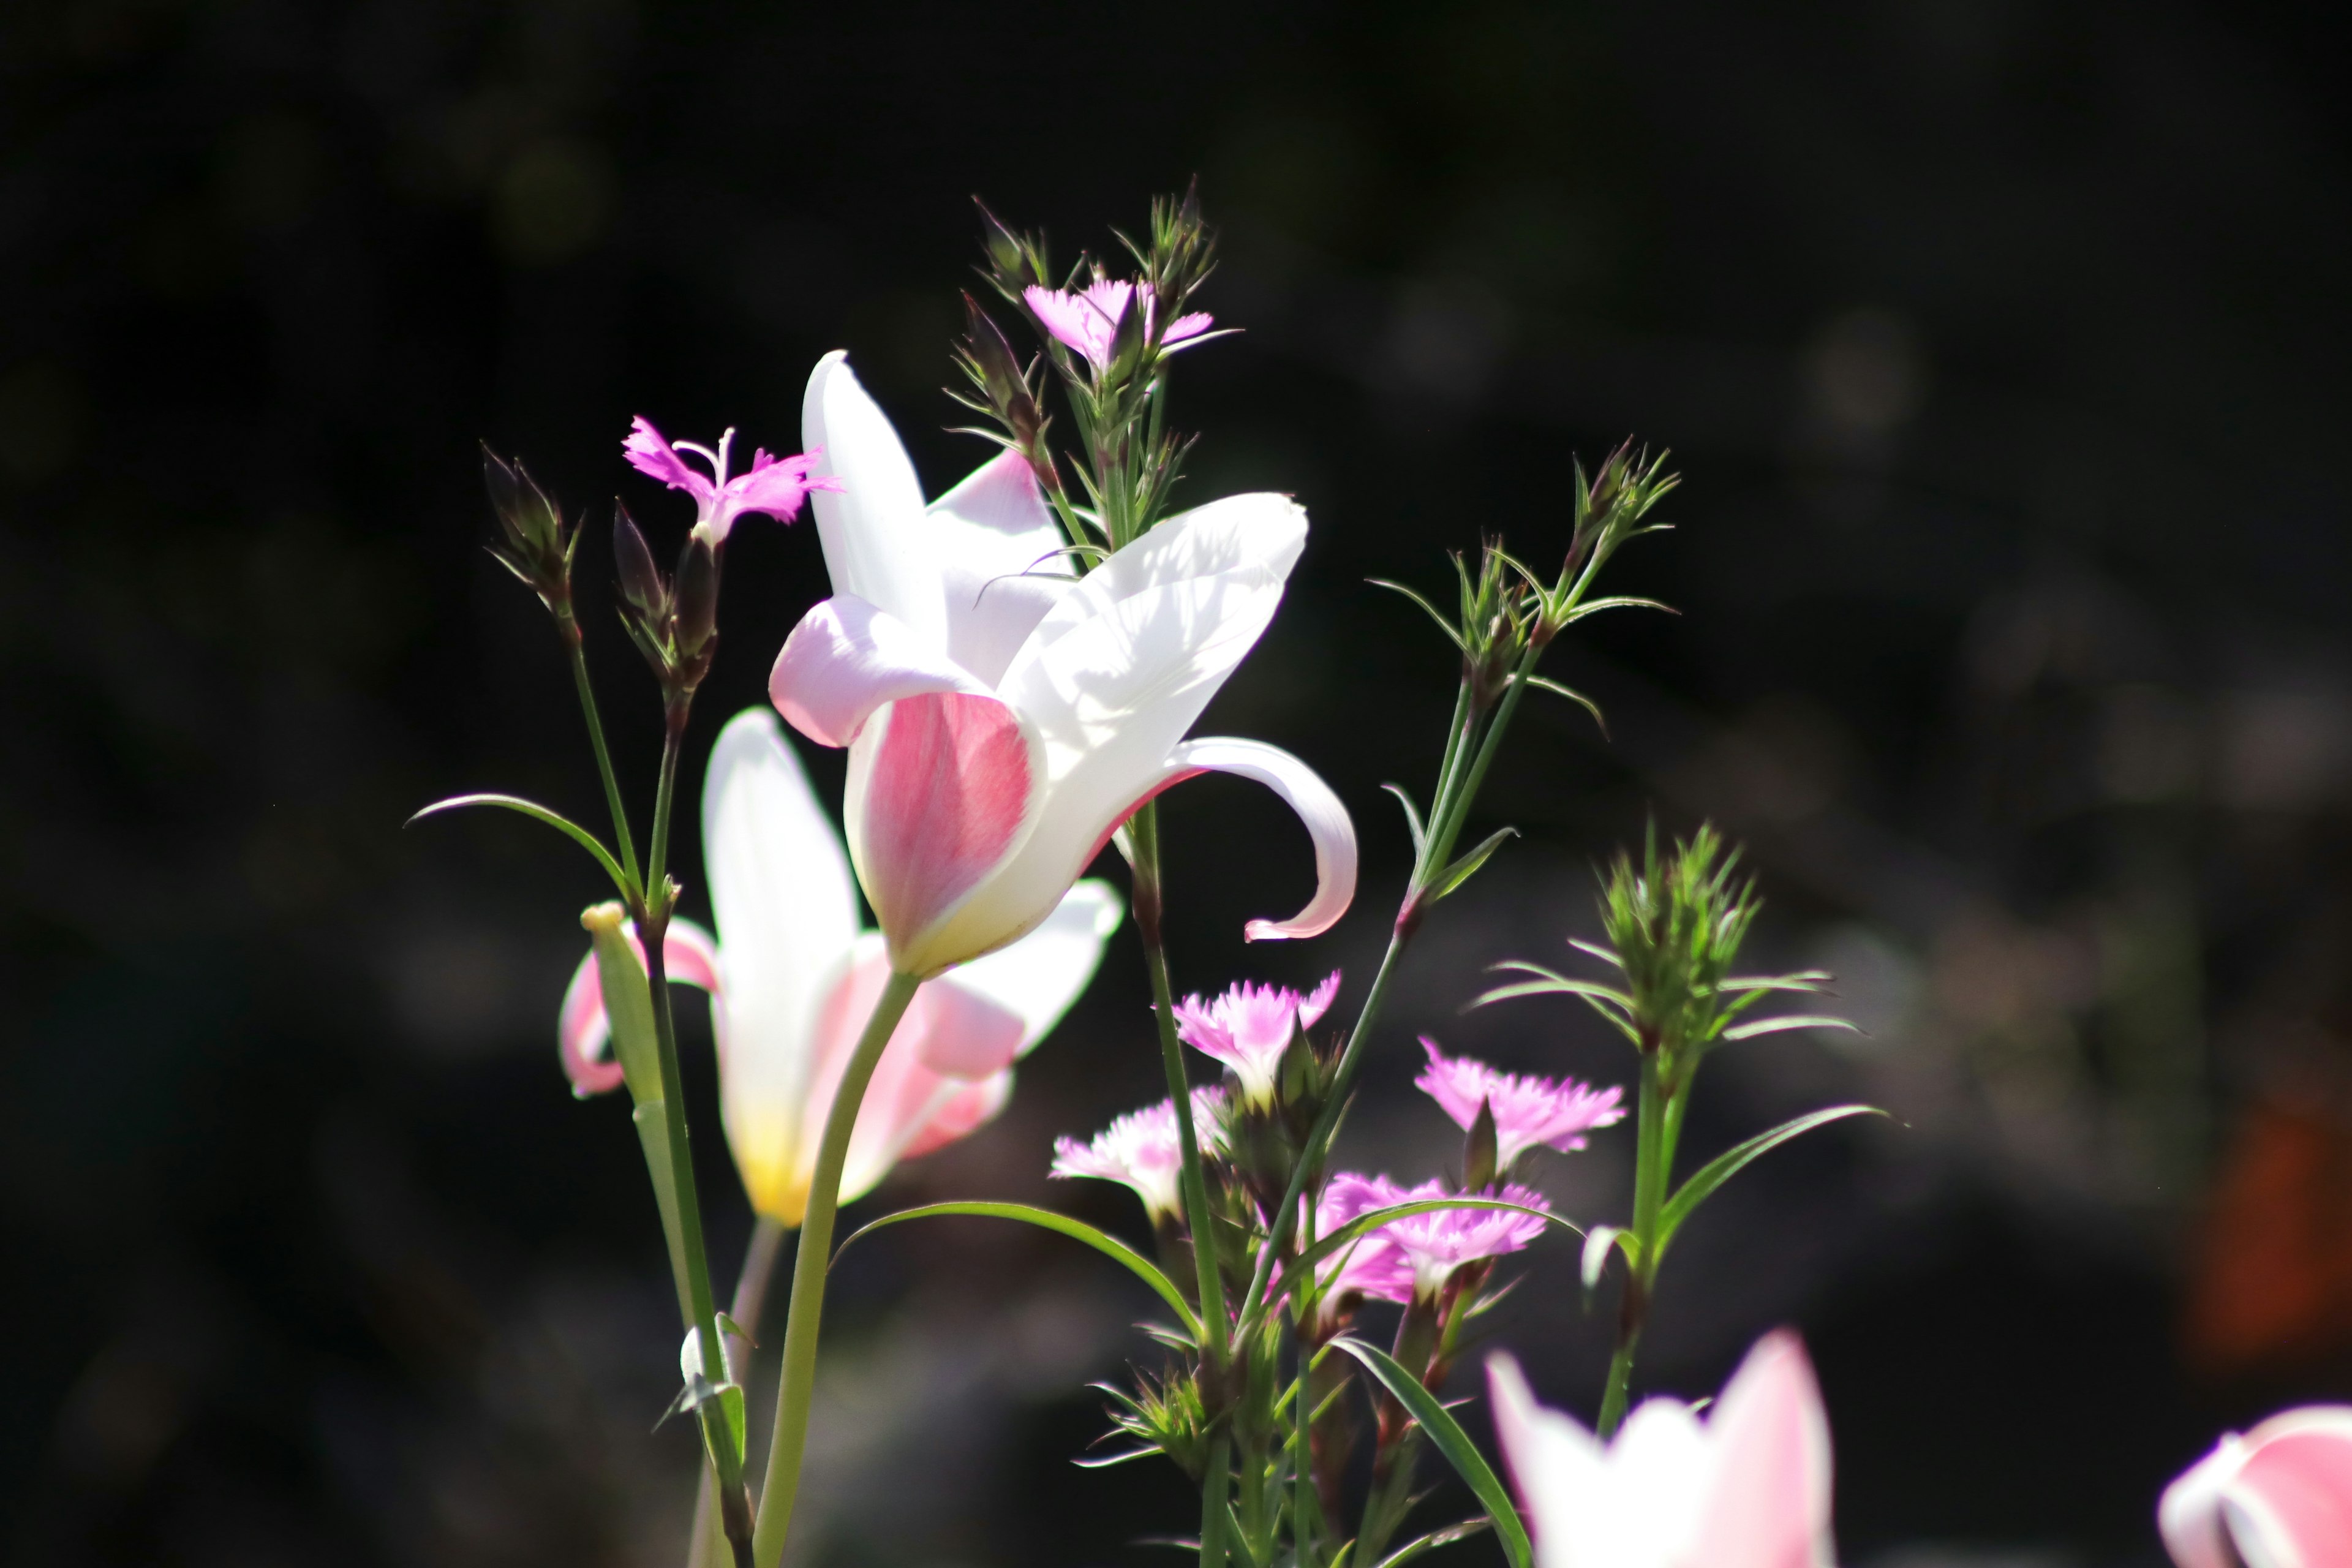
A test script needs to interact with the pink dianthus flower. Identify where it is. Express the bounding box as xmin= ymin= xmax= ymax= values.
xmin=1415 ymin=1039 xmax=1626 ymax=1169
xmin=623 ymin=417 xmax=840 ymax=545
xmin=1173 ymin=971 xmax=1341 ymax=1107
xmin=1023 ymin=279 xmax=1215 ymax=370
